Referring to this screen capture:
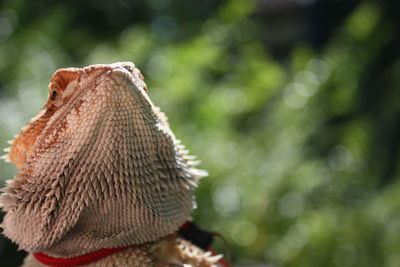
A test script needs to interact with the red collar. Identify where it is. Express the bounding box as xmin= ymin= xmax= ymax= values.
xmin=34 ymin=247 xmax=229 ymax=267
xmin=33 ymin=247 xmax=128 ymax=267
xmin=33 ymin=221 xmax=230 ymax=267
